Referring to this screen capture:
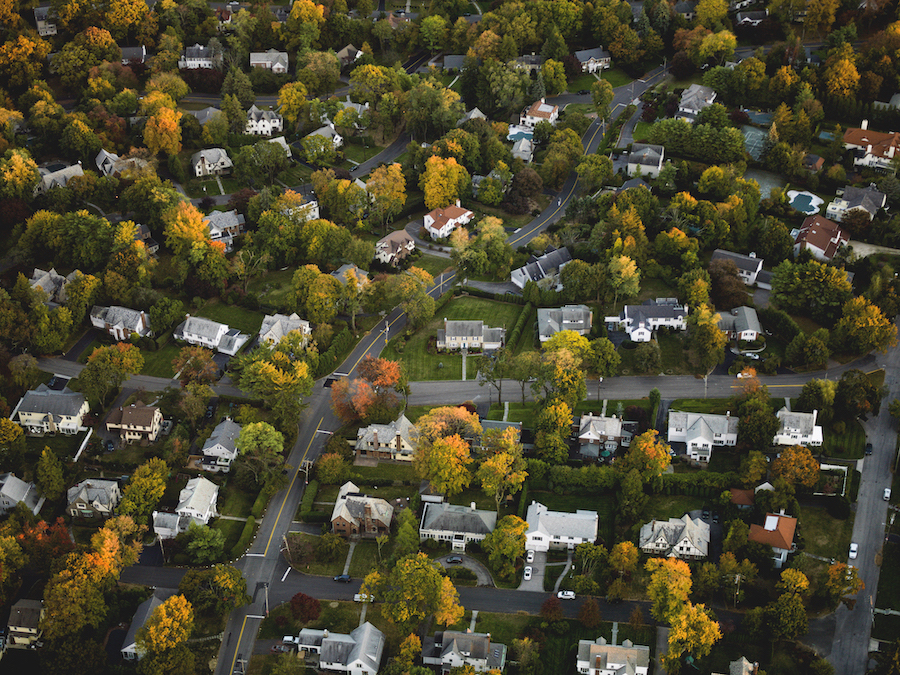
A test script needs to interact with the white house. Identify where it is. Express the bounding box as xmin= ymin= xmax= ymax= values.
xmin=668 ymin=411 xmax=738 ymax=463
xmin=842 ymin=121 xmax=900 ymax=171
xmin=423 ymin=631 xmax=507 ymax=673
xmin=520 ymin=98 xmax=559 ymax=127
xmin=259 ymin=313 xmax=311 ymax=346
xmin=376 ymin=230 xmax=416 ymax=266
xmin=90 ymin=305 xmax=151 ymax=341
xmin=356 ymin=414 xmax=418 ymax=462
xmin=825 ymin=185 xmax=887 ymax=222
xmin=576 ymin=638 xmax=650 ymax=675
xmin=512 ymin=137 xmax=534 ymax=163
xmin=175 ymin=476 xmax=219 ymax=525
xmin=773 ymin=407 xmax=823 ymax=446
xmin=250 ymin=49 xmax=289 ymax=73
xmin=627 ymin=144 xmax=665 ymax=178
xmin=525 ymin=501 xmax=598 ymax=552
xmin=735 ymin=9 xmax=768 ymax=24
xmin=717 ymin=306 xmax=761 ymax=342
xmin=537 ymin=305 xmax=593 ymax=342
xmin=306 ymin=123 xmax=343 ymax=148
xmin=577 ymin=414 xmax=631 ymax=461
xmin=749 ymin=510 xmax=797 ymax=569
xmin=174 ymin=316 xmax=249 ymax=355
xmin=606 ymin=299 xmax=688 ymax=342
xmin=11 ymin=384 xmax=88 ymax=436
xmin=677 ymin=84 xmax=716 ymax=120
xmin=199 ymin=418 xmax=242 ymax=472
xmin=436 ymin=319 xmax=505 ymax=351
xmin=574 ymin=47 xmax=611 ymax=73
xmin=203 ymin=209 xmax=245 ymax=252
xmin=793 ymin=215 xmax=849 ymax=261
xmin=0 ymin=473 xmax=44 ymax=516
xmin=121 ymin=590 xmax=175 ymax=661
xmin=34 ymin=6 xmax=56 ymax=36
xmin=710 ymin=249 xmax=764 ymax=285
xmin=35 ymin=163 xmax=83 ymax=195
xmin=419 ymin=502 xmax=497 ymax=551
xmin=424 ymin=203 xmax=473 ymax=239
xmin=191 ymin=148 xmax=233 ymax=177
xmin=67 ymin=478 xmax=122 ymax=519
xmin=178 ymin=43 xmax=216 ymax=69
xmin=296 ymin=622 xmax=384 ymax=675
xmin=245 ymin=105 xmax=284 ymax=136
xmin=106 ymin=403 xmax=164 ymax=444
xmin=511 ymin=247 xmax=572 ymax=289
xmin=639 ymin=514 xmax=710 ymax=560
xmin=95 ymin=149 xmax=149 ymax=177
xmin=151 ymin=511 xmax=192 ymax=540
